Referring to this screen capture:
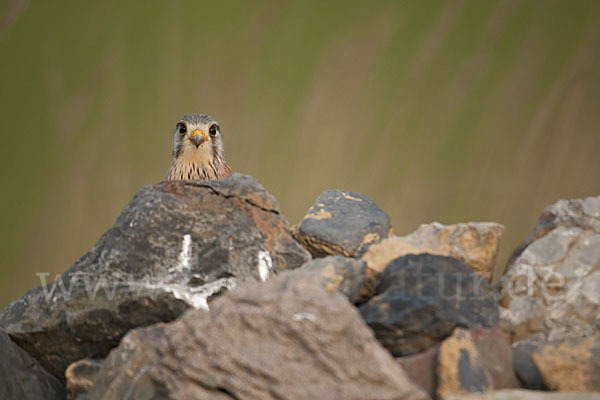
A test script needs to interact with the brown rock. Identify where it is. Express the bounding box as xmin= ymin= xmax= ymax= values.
xmin=469 ymin=328 xmax=521 ymax=390
xmin=437 ymin=328 xmax=492 ymax=398
xmin=531 ymin=334 xmax=600 ymax=391
xmin=499 ymin=196 xmax=600 ymax=343
xmin=442 ymin=389 xmax=600 ymax=400
xmin=65 ymin=358 xmax=103 ymax=400
xmin=361 ymin=222 xmax=503 ymax=300
xmin=397 ymin=345 xmax=439 ymax=398
xmin=89 ymin=274 xmax=429 ymax=400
